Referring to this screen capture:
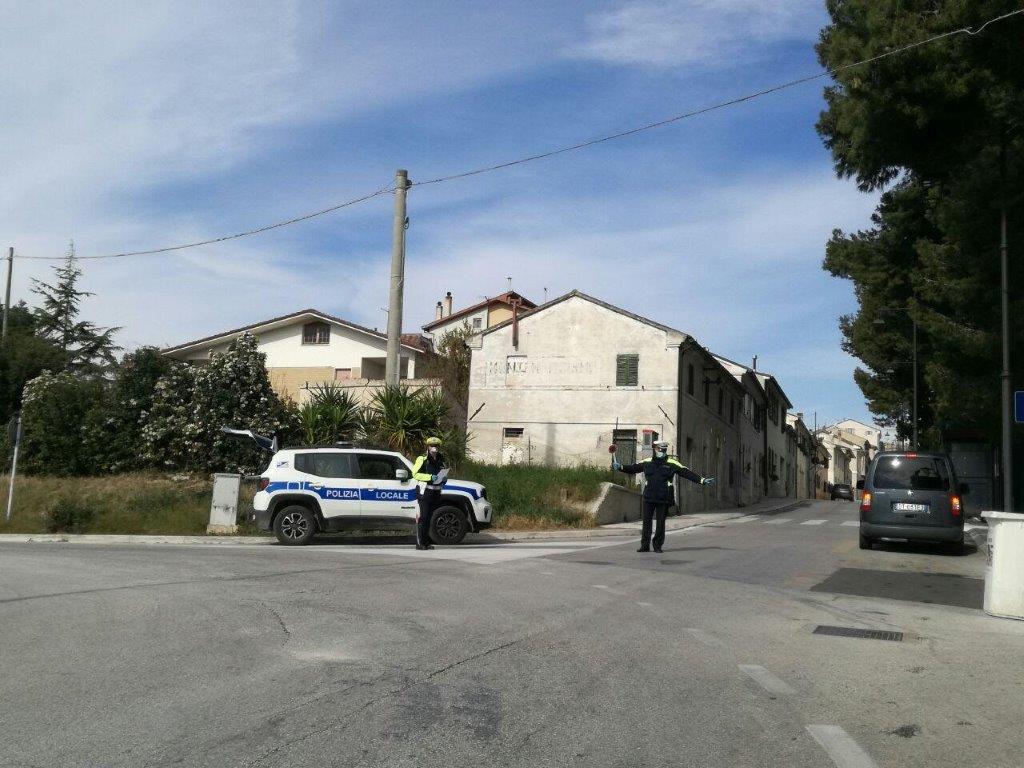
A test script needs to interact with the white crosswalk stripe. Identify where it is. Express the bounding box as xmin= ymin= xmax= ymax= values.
xmin=800 ymin=519 xmax=827 ymax=525
xmin=764 ymin=518 xmax=792 ymax=524
xmin=841 ymin=521 xmax=860 ymax=527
